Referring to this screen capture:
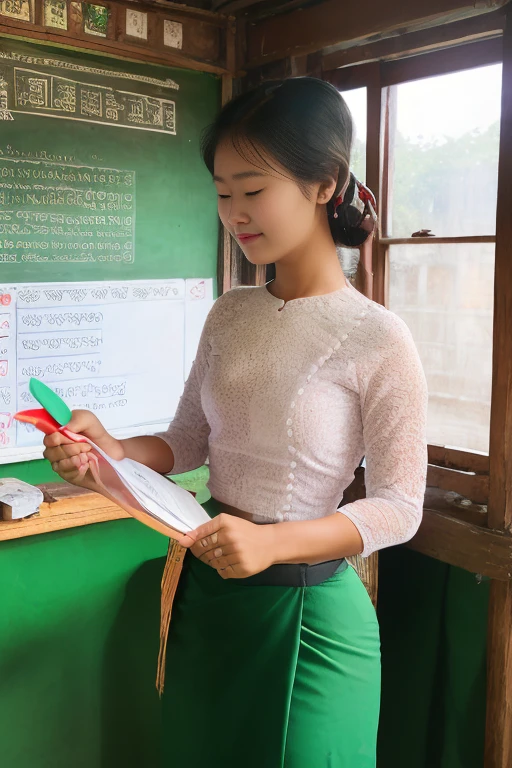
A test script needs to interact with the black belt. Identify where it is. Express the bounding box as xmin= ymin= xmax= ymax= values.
xmin=234 ymin=558 xmax=347 ymax=587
